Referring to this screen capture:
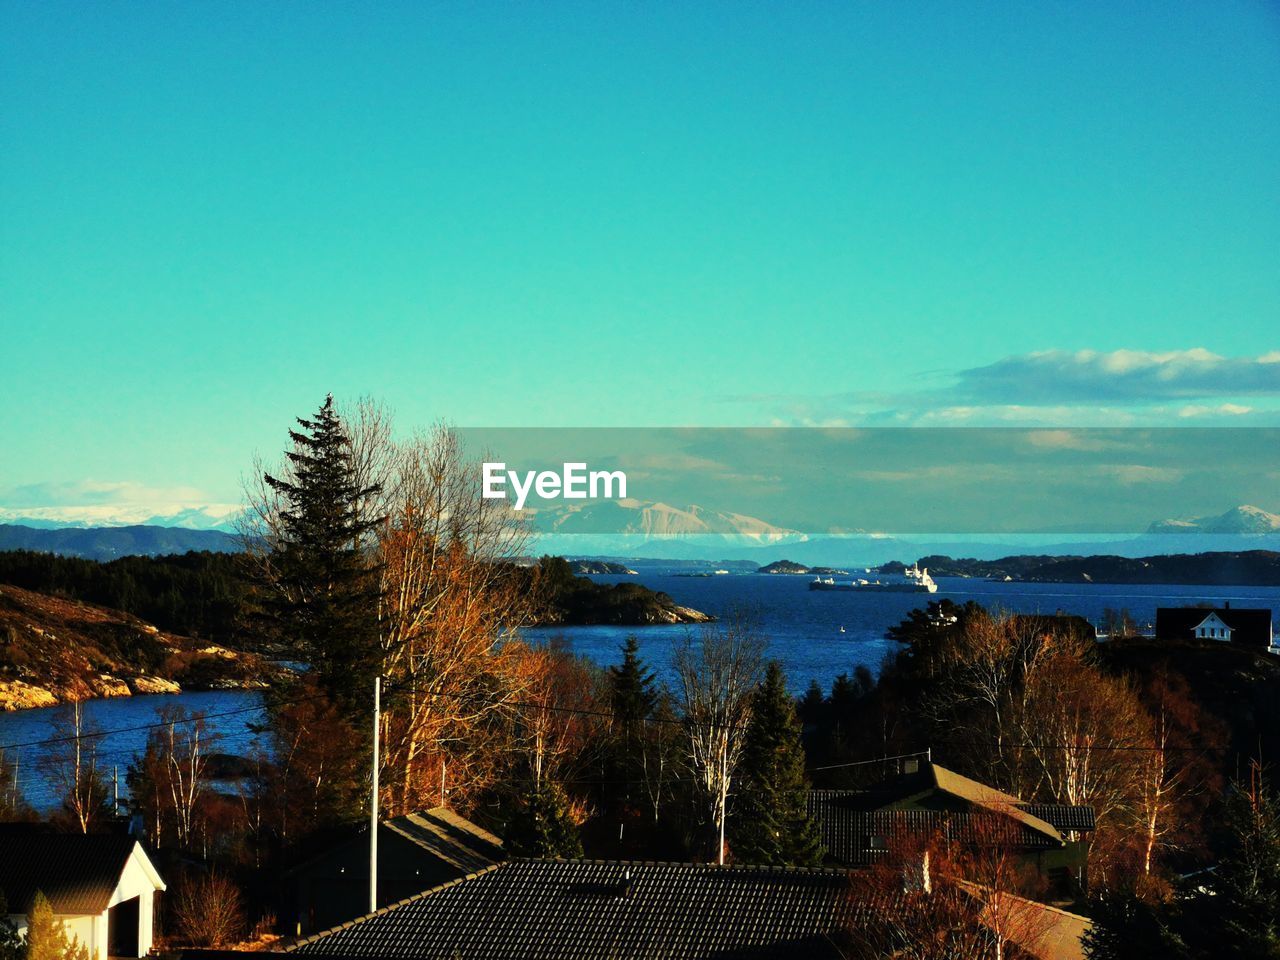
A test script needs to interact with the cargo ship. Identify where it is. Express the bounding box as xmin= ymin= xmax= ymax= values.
xmin=809 ymin=562 xmax=938 ymax=593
